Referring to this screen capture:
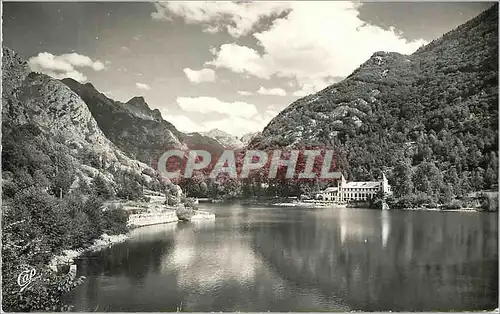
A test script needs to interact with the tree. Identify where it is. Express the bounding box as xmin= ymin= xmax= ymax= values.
xmin=92 ymin=175 xmax=114 ymax=199
xmin=392 ymin=158 xmax=414 ymax=198
xmin=413 ymin=161 xmax=443 ymax=201
xmin=439 ymin=183 xmax=454 ymax=204
xmin=82 ymin=195 xmax=105 ymax=239
xmin=484 ymin=152 xmax=498 ymax=188
xmin=102 ymin=206 xmax=130 ymax=234
xmin=50 ymin=152 xmax=76 ymax=198
xmin=116 ymin=173 xmax=143 ymax=201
